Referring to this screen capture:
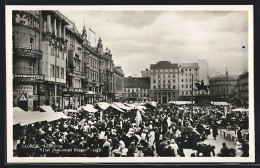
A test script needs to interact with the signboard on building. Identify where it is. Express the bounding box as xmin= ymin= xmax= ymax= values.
xmin=13 ymin=74 xmax=45 ymax=82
